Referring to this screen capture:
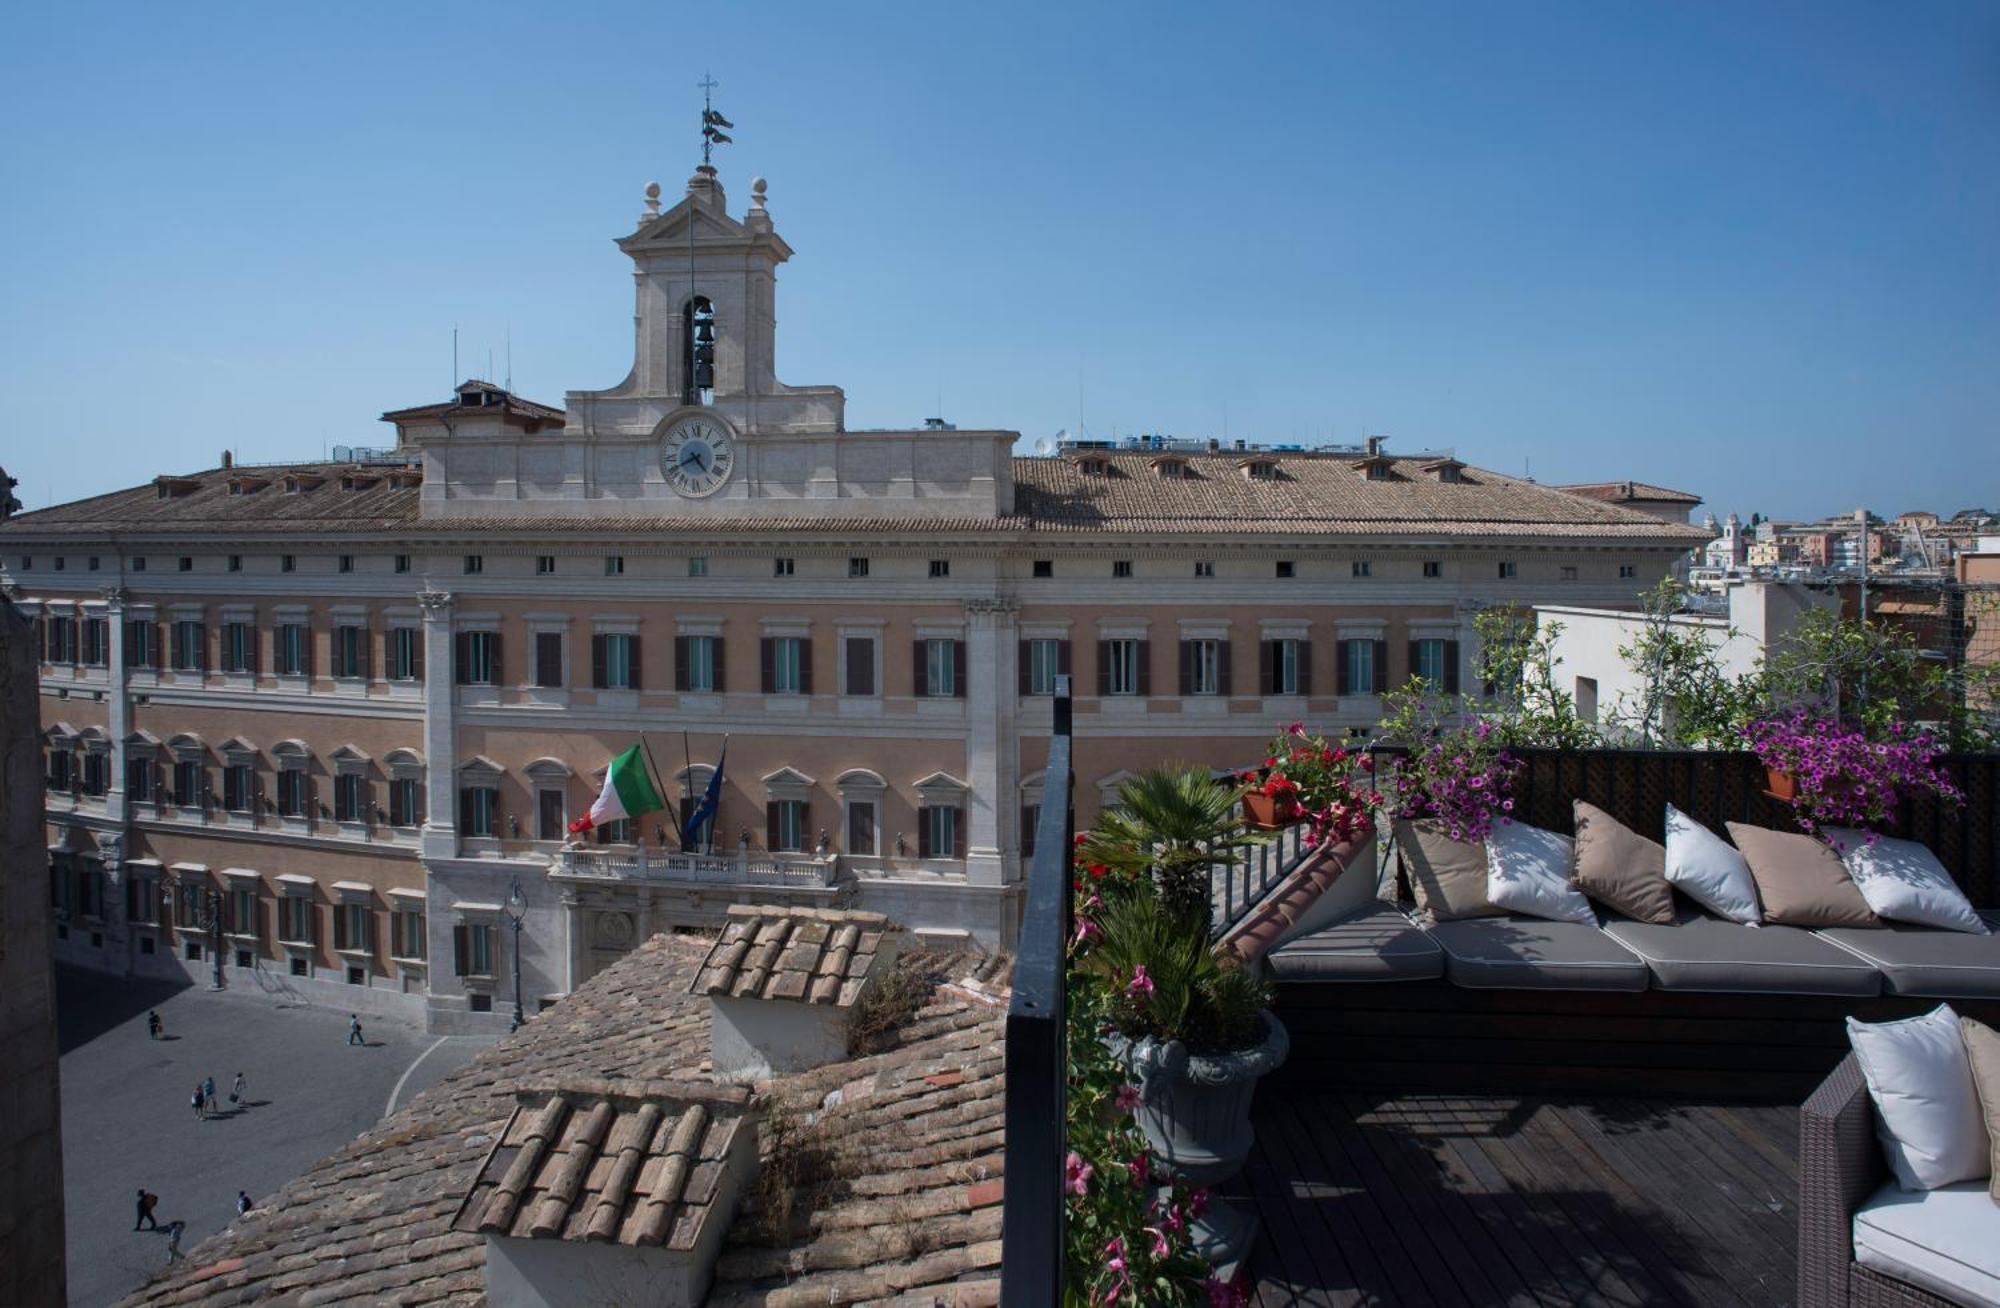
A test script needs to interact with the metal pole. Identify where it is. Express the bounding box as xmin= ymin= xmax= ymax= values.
xmin=209 ymin=890 xmax=224 ymax=991
xmin=507 ymin=874 xmax=526 ymax=1033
